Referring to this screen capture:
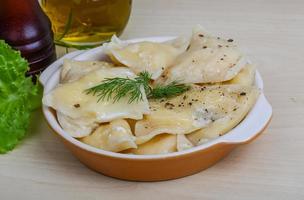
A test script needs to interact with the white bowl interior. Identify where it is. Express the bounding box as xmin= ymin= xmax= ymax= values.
xmin=41 ymin=37 xmax=272 ymax=159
